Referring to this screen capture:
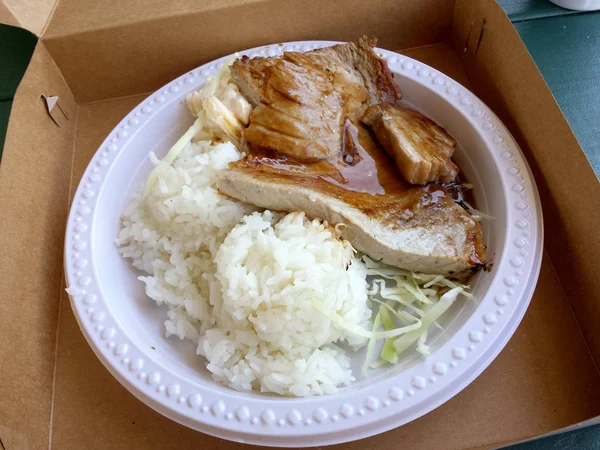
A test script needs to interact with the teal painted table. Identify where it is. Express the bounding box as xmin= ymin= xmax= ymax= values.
xmin=0 ymin=1 xmax=598 ymax=448
xmin=502 ymin=0 xmax=600 ymax=175
xmin=500 ymin=3 xmax=600 ymax=447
